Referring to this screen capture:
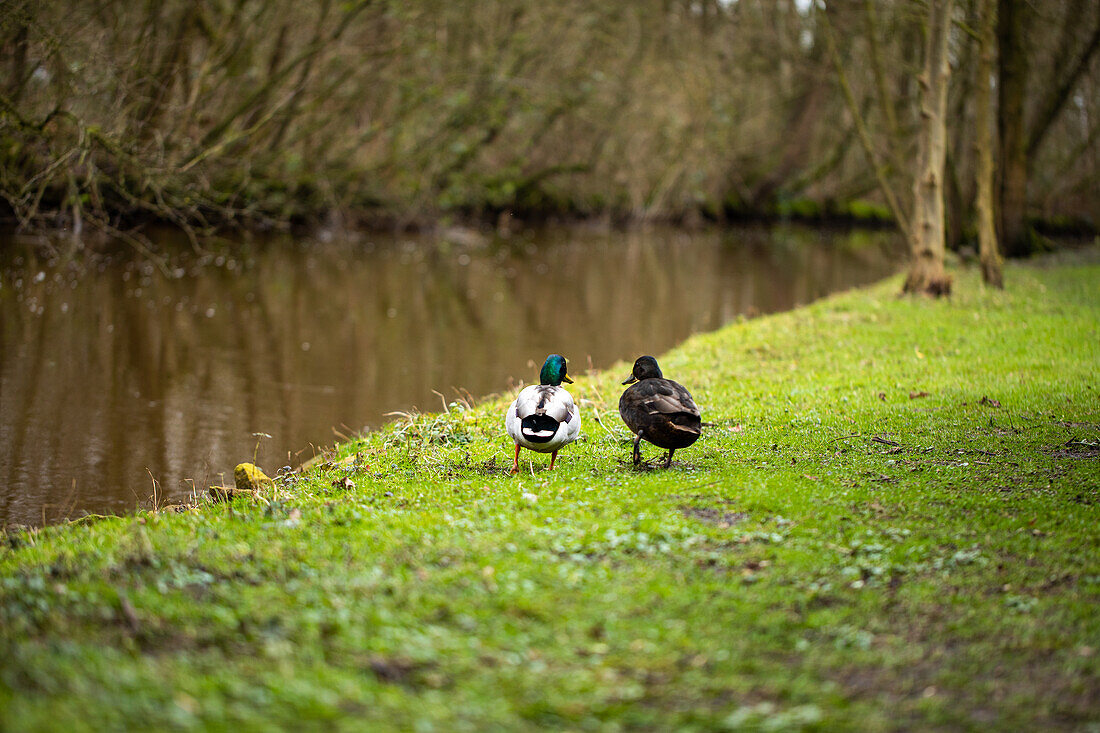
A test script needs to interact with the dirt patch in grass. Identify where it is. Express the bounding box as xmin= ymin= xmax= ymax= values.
xmin=364 ymin=655 xmax=443 ymax=688
xmin=679 ymin=506 xmax=748 ymax=528
xmin=439 ymin=456 xmax=512 ymax=477
xmin=836 ymin=648 xmax=1100 ymax=731
xmin=1056 ymin=421 xmax=1099 ymax=431
xmin=1048 ymin=439 xmax=1100 ymax=459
